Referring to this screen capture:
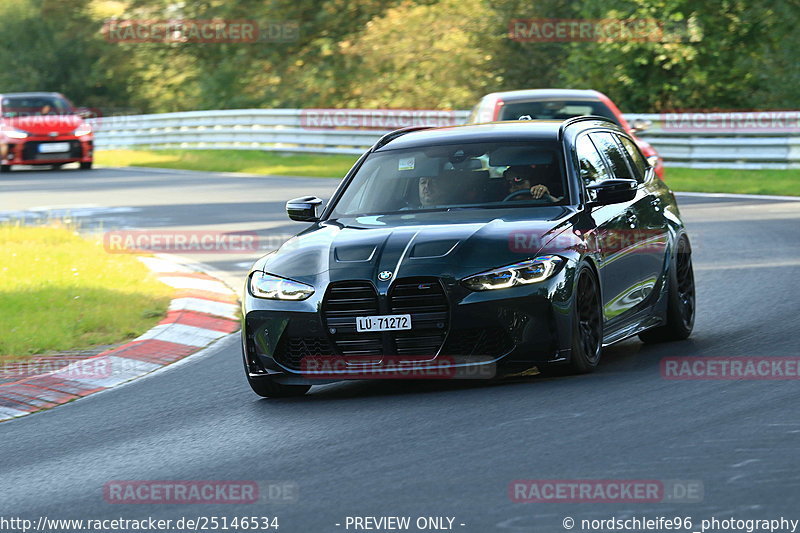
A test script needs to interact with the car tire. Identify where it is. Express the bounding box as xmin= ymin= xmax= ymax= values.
xmin=246 ymin=374 xmax=311 ymax=398
xmin=51 ymin=163 xmax=64 ymax=170
xmin=0 ymin=164 xmax=10 ymax=173
xmin=565 ymin=264 xmax=604 ymax=373
xmin=541 ymin=263 xmax=603 ymax=376
xmin=79 ymin=162 xmax=93 ymax=170
xmin=639 ymin=235 xmax=695 ymax=343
